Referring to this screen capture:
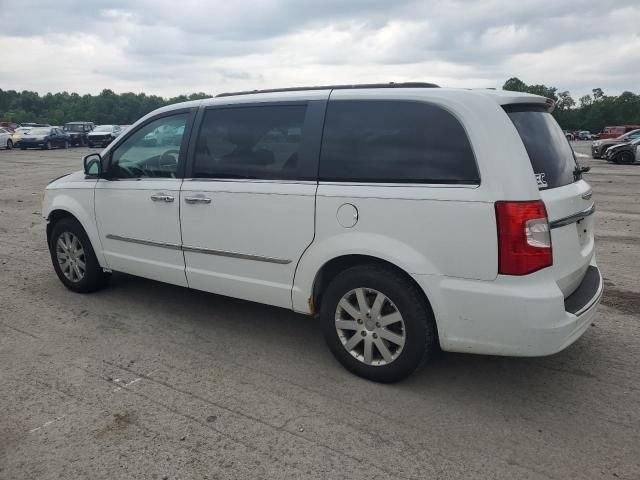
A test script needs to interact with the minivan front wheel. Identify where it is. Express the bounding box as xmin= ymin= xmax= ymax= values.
xmin=49 ymin=217 xmax=110 ymax=293
xmin=320 ymin=265 xmax=436 ymax=383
